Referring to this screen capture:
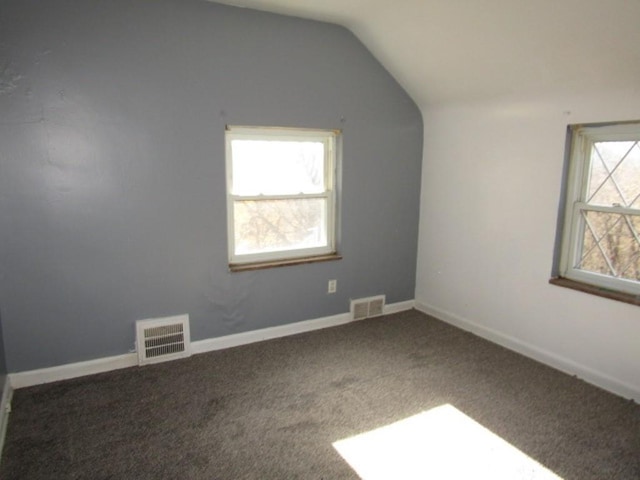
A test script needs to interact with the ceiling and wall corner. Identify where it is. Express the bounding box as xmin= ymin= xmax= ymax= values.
xmin=214 ymin=0 xmax=640 ymax=108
